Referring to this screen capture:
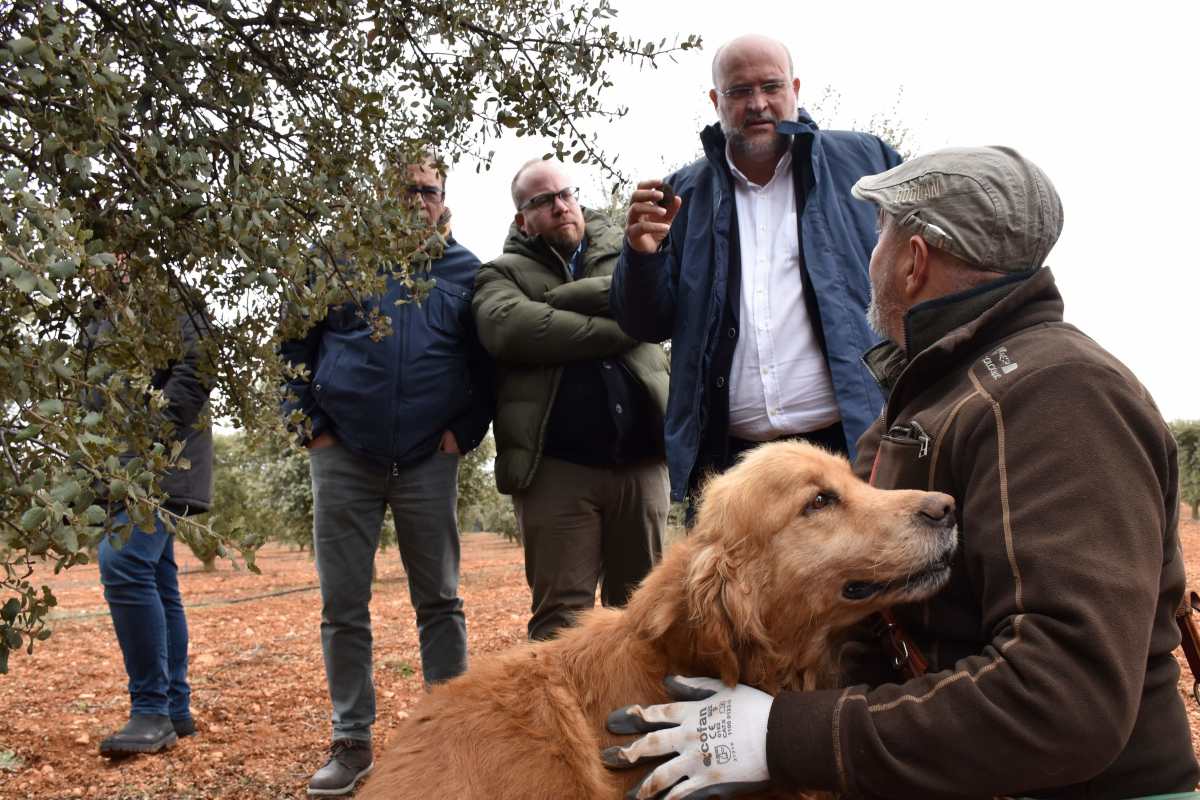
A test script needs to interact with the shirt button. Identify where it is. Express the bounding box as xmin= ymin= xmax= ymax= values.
xmin=761 ymin=368 xmax=769 ymax=375
xmin=715 ymin=376 xmax=725 ymax=388
xmin=727 ymin=327 xmax=737 ymax=339
xmin=315 ymin=384 xmax=322 ymax=391
xmin=602 ymin=361 xmax=613 ymax=370
xmin=614 ymin=403 xmax=624 ymax=415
